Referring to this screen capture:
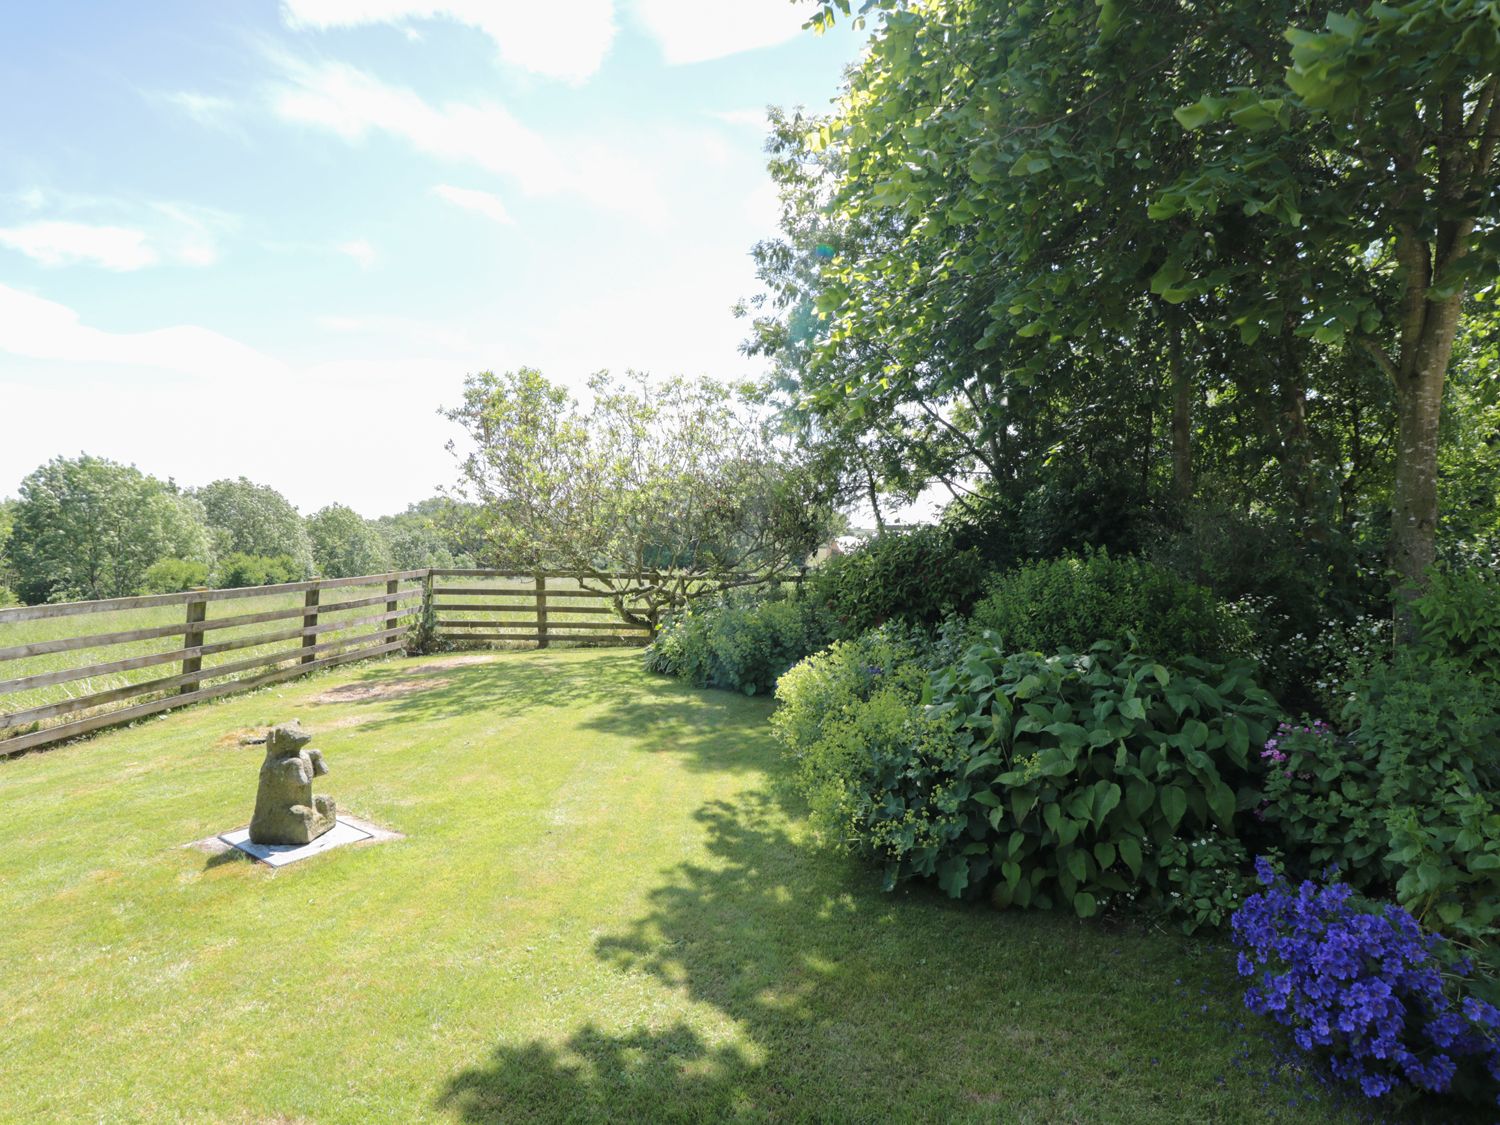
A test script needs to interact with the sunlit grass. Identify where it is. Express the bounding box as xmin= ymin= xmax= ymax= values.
xmin=0 ymin=650 xmax=1458 ymax=1123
